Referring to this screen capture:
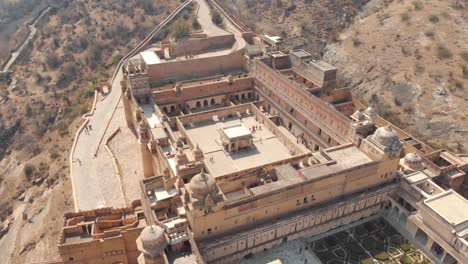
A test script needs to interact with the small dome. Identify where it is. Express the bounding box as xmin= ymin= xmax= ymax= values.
xmin=176 ymin=148 xmax=186 ymax=158
xmin=404 ymin=153 xmax=424 ymax=170
xmin=139 ymin=119 xmax=148 ymax=130
xmin=189 ymin=170 xmax=217 ymax=198
xmin=365 ymin=104 xmax=377 ymax=119
xmin=193 ymin=144 xmax=202 ymax=154
xmin=374 ymin=125 xmax=398 ymax=145
xmin=353 ymin=109 xmax=366 ymax=121
xmin=193 ymin=144 xmax=204 ymax=161
xmin=139 ymin=225 xmax=167 ymax=256
xmin=372 ymin=125 xmax=403 ymax=153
